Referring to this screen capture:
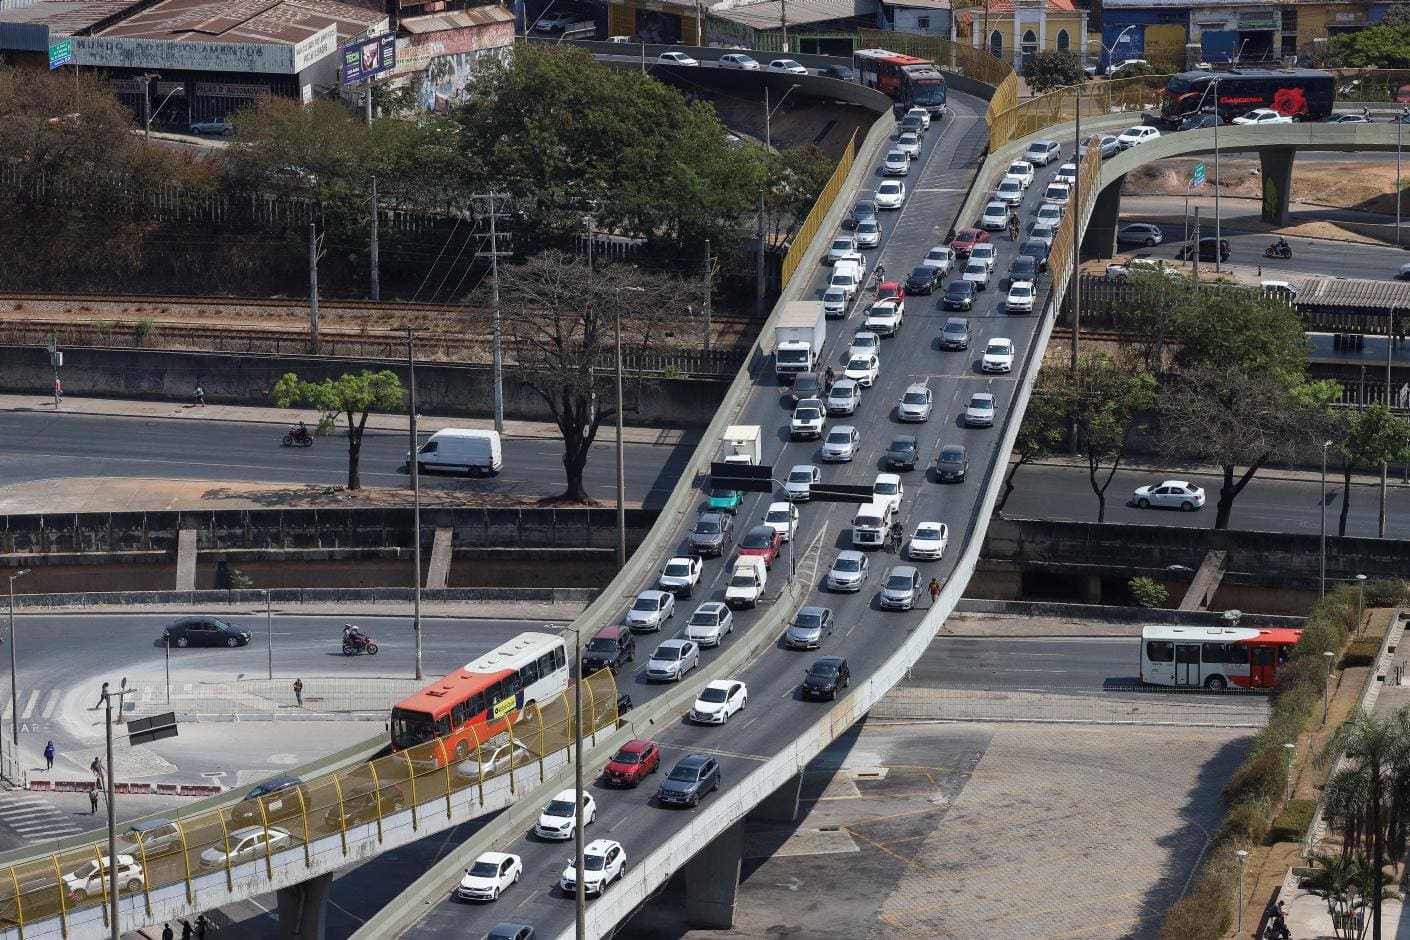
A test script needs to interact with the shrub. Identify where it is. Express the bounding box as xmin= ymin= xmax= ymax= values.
xmin=1268 ymin=799 xmax=1317 ymax=844
xmin=1220 ymin=798 xmax=1273 ymax=846
xmin=1341 ymin=636 xmax=1383 ymax=669
xmin=134 ymin=317 xmax=157 ymax=347
xmin=1159 ymin=849 xmax=1236 ymax=940
xmin=1295 ymin=616 xmax=1349 ymax=663
xmin=1128 ymin=576 xmax=1169 ymax=608
xmin=1224 ymin=750 xmax=1286 ymax=808
xmin=1364 ymin=579 xmax=1407 ymax=608
xmin=1270 ymin=657 xmax=1324 ymax=708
